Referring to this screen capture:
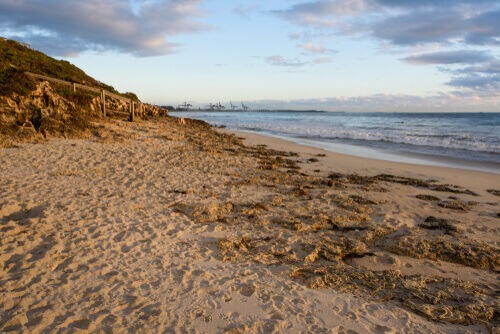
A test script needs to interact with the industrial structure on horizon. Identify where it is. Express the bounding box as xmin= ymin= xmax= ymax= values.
xmin=169 ymin=101 xmax=251 ymax=111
